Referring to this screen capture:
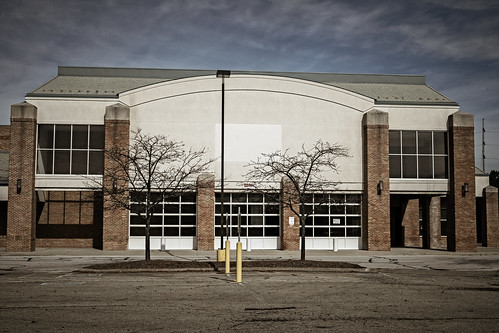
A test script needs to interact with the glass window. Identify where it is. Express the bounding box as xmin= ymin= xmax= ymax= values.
xmin=72 ymin=125 xmax=88 ymax=149
xmin=38 ymin=125 xmax=54 ymax=148
xmin=37 ymin=124 xmax=105 ymax=175
xmin=390 ymin=130 xmax=448 ymax=179
xmin=418 ymin=156 xmax=432 ymax=178
xmin=434 ymin=132 xmax=447 ymax=154
xmin=418 ymin=131 xmax=432 ymax=154
xmin=402 ymin=131 xmax=416 ymax=154
xmin=389 ymin=131 xmax=401 ymax=154
xmin=89 ymin=126 xmax=105 ymax=149
xmin=402 ymin=155 xmax=417 ymax=178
